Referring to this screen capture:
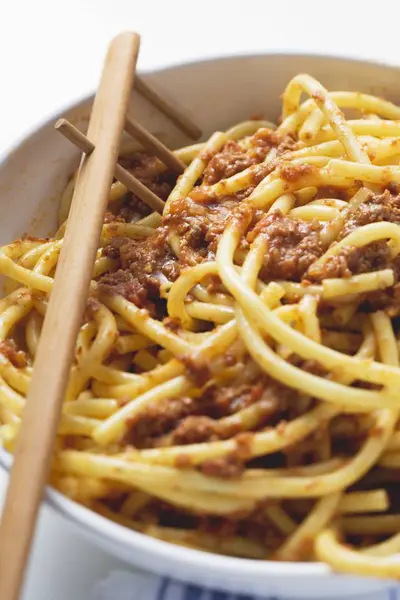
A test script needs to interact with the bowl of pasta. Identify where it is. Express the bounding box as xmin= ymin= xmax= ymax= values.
xmin=0 ymin=53 xmax=400 ymax=597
